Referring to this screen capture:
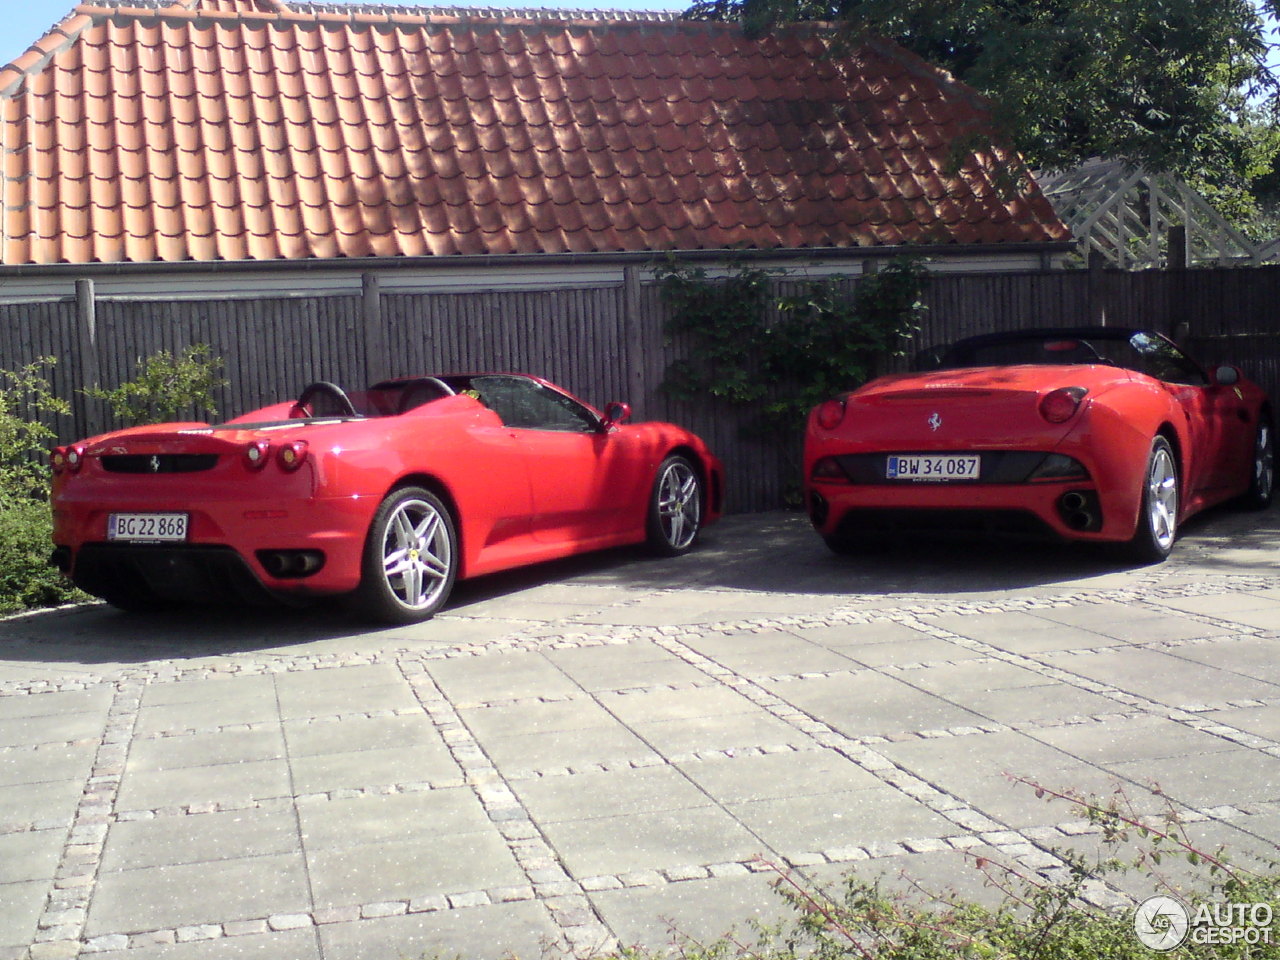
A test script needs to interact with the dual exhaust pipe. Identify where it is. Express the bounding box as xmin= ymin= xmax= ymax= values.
xmin=1058 ymin=490 xmax=1100 ymax=532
